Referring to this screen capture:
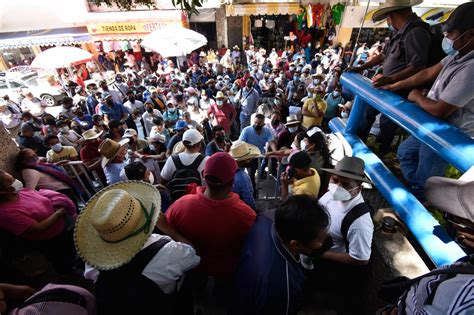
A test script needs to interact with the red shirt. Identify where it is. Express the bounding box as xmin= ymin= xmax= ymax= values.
xmin=0 ymin=189 xmax=76 ymax=240
xmin=80 ymin=142 xmax=101 ymax=162
xmin=166 ymin=187 xmax=256 ymax=279
xmin=207 ymin=102 xmax=236 ymax=133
